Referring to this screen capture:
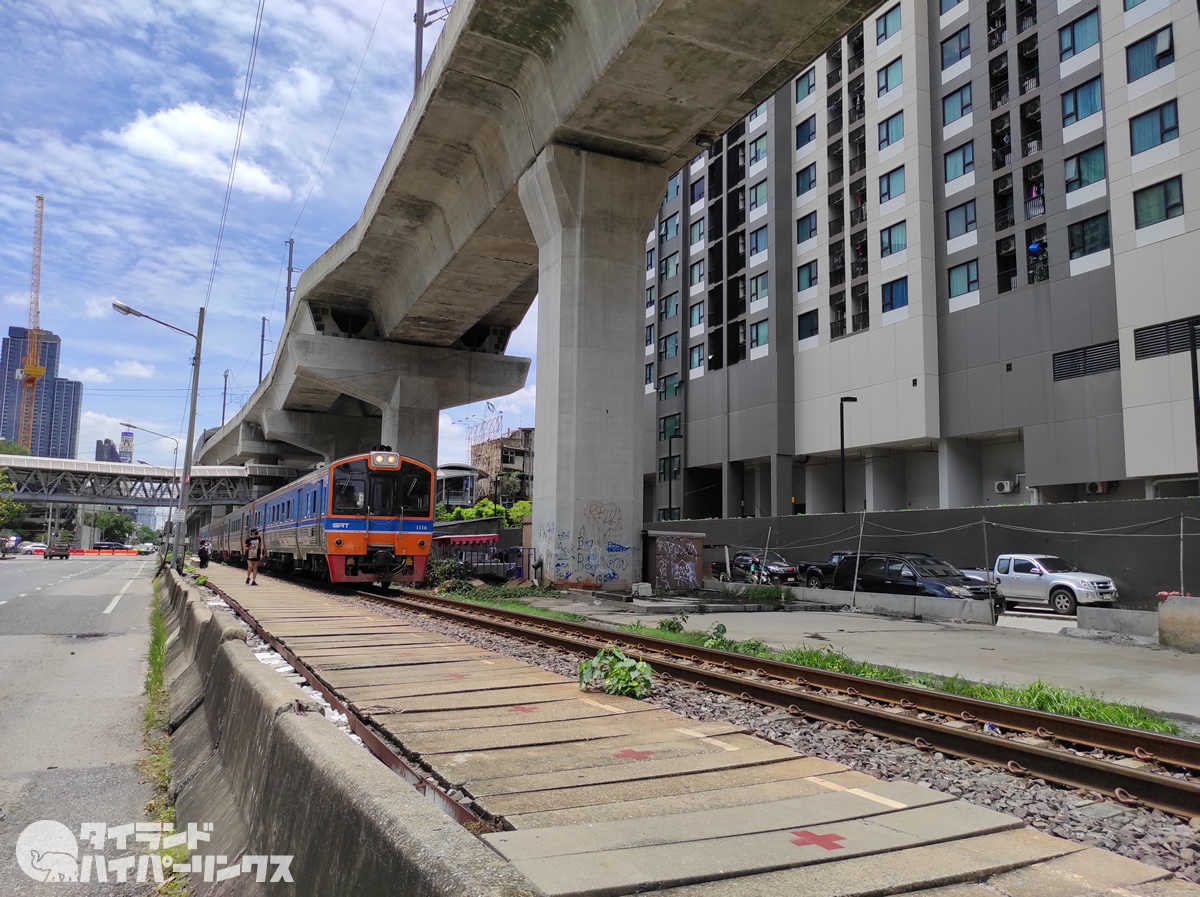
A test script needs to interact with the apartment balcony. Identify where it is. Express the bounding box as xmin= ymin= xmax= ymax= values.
xmin=827 ymin=67 xmax=842 ymax=88
xmin=848 ymin=99 xmax=865 ymax=125
xmin=828 ymin=165 xmax=844 ymax=188
xmin=848 ymin=152 xmax=866 ymax=175
xmin=1028 ymin=257 xmax=1048 ymax=283
xmin=998 ymin=267 xmax=1018 ymax=293
xmin=851 ymin=310 xmax=869 ymax=333
xmin=1024 ymin=195 xmax=1045 ymax=218
xmin=830 ymin=215 xmax=845 ymax=237
xmin=993 ymin=148 xmax=1011 ymax=170
xmin=829 ymin=115 xmax=843 ymax=136
xmin=848 ymin=49 xmax=864 ymax=73
xmin=990 ymin=84 xmax=1010 ymax=110
xmin=830 ymin=317 xmax=847 ymax=338
xmin=851 ymin=259 xmax=869 ymax=278
xmin=1018 ymin=11 xmax=1037 ymax=32
xmin=1020 ymin=73 xmax=1039 ymax=95
xmin=849 ymin=205 xmax=867 ymax=227
xmin=988 ymin=25 xmax=1008 ymax=50
xmin=830 ymin=267 xmax=846 ymax=288
xmin=995 ymin=207 xmax=1016 ymax=230
xmin=1022 ymin=133 xmax=1041 ymax=157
